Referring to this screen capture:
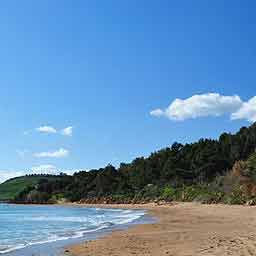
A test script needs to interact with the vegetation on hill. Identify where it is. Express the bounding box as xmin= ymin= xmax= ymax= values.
xmin=3 ymin=123 xmax=256 ymax=205
xmin=0 ymin=175 xmax=64 ymax=201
